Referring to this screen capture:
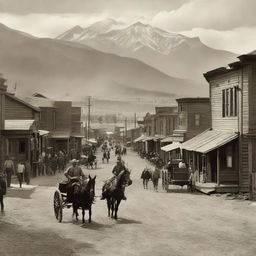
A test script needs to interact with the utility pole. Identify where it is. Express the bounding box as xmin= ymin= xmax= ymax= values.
xmin=134 ymin=113 xmax=137 ymax=128
xmin=87 ymin=96 xmax=91 ymax=141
